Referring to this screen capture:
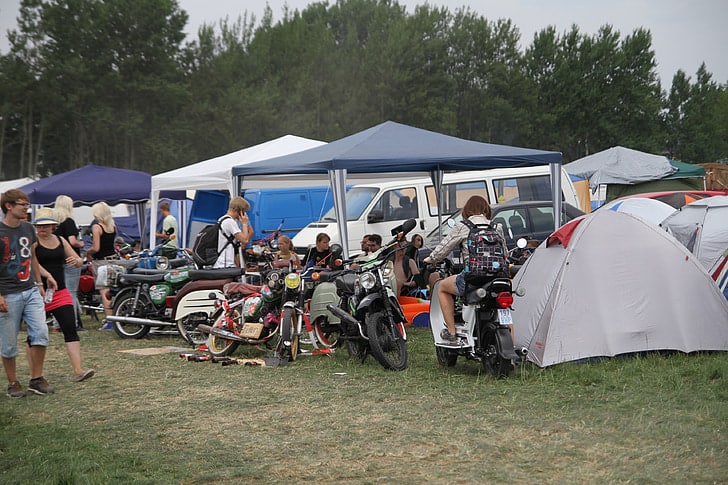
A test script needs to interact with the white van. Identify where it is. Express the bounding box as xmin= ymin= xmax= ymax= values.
xmin=292 ymin=166 xmax=579 ymax=255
